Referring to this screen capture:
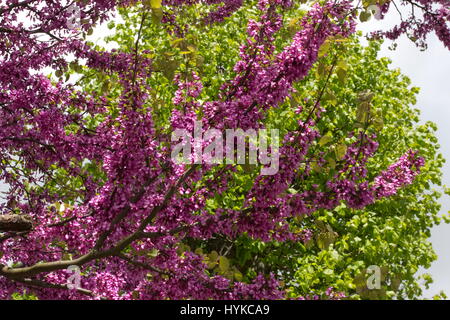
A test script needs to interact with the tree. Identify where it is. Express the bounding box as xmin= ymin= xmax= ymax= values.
xmin=0 ymin=0 xmax=448 ymax=300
